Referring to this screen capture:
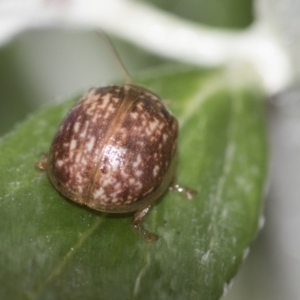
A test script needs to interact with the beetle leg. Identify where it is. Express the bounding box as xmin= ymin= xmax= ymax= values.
xmin=132 ymin=206 xmax=158 ymax=242
xmin=35 ymin=153 xmax=48 ymax=171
